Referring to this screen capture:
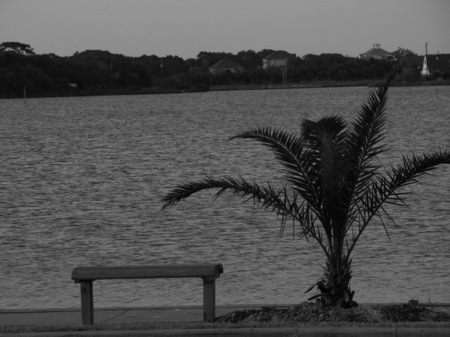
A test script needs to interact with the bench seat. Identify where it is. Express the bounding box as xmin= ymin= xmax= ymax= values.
xmin=71 ymin=263 xmax=223 ymax=325
xmin=72 ymin=264 xmax=223 ymax=281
